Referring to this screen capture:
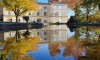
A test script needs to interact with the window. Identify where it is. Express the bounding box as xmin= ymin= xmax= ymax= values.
xmin=45 ymin=38 xmax=47 ymax=40
xmin=37 ymin=12 xmax=39 ymax=16
xmin=44 ymin=20 xmax=47 ymax=23
xmin=10 ymin=32 xmax=12 ymax=36
xmin=55 ymin=31 xmax=58 ymax=35
xmin=55 ymin=13 xmax=58 ymax=16
xmin=44 ymin=32 xmax=47 ymax=35
xmin=8 ymin=11 xmax=12 ymax=15
xmin=37 ymin=18 xmax=41 ymax=23
xmin=44 ymin=12 xmax=46 ymax=16
xmin=44 ymin=6 xmax=46 ymax=9
xmin=59 ymin=6 xmax=62 ymax=9
xmin=37 ymin=32 xmax=39 ymax=35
